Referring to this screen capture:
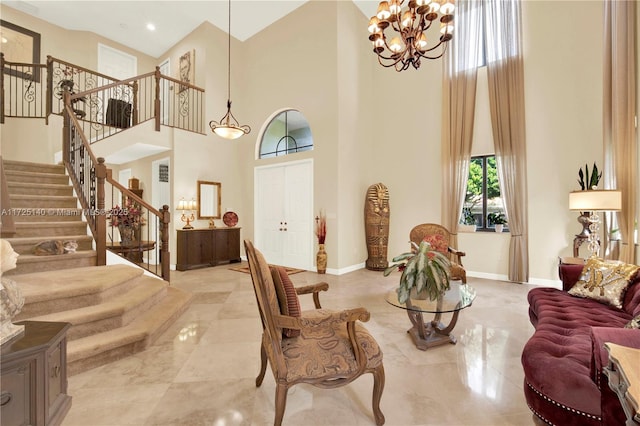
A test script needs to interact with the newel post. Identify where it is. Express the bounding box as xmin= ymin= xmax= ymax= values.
xmin=62 ymin=91 xmax=71 ymax=165
xmin=132 ymin=80 xmax=139 ymax=126
xmin=46 ymin=55 xmax=53 ymax=124
xmin=154 ymin=66 xmax=161 ymax=131
xmin=95 ymin=157 xmax=108 ymax=266
xmin=0 ymin=53 xmax=5 ymax=124
xmin=160 ymin=204 xmax=171 ymax=281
